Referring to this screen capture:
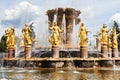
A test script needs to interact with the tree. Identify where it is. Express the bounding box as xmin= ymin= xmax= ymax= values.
xmin=0 ymin=35 xmax=7 ymax=52
xmin=113 ymin=21 xmax=120 ymax=51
